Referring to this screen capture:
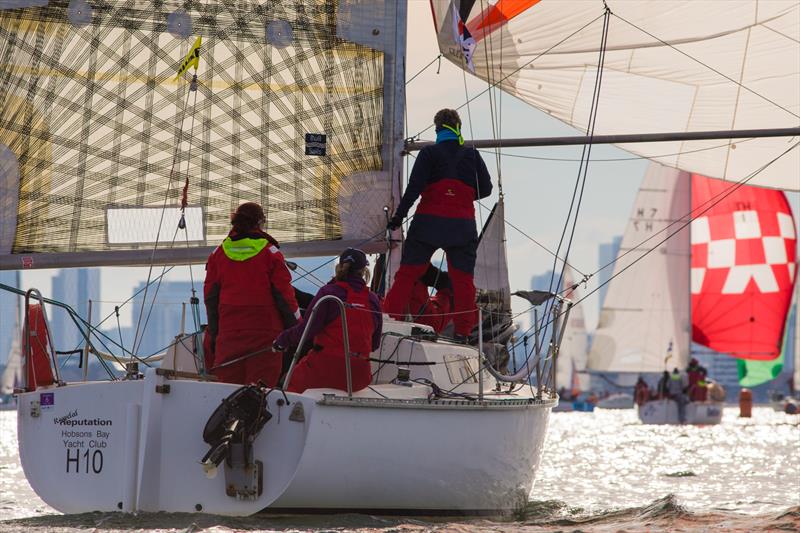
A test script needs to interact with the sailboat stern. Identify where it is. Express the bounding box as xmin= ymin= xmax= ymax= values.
xmin=16 ymin=370 xmax=313 ymax=515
